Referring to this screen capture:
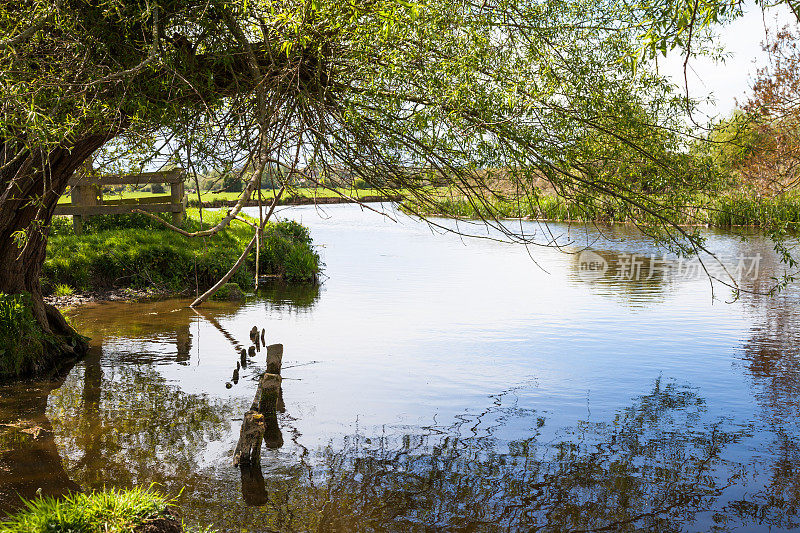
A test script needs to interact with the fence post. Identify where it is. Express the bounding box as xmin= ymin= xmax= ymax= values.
xmin=70 ymin=185 xmax=83 ymax=235
xmin=171 ymin=170 xmax=185 ymax=225
xmin=70 ymin=183 xmax=99 ymax=235
xmin=70 ymin=161 xmax=100 ymax=235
